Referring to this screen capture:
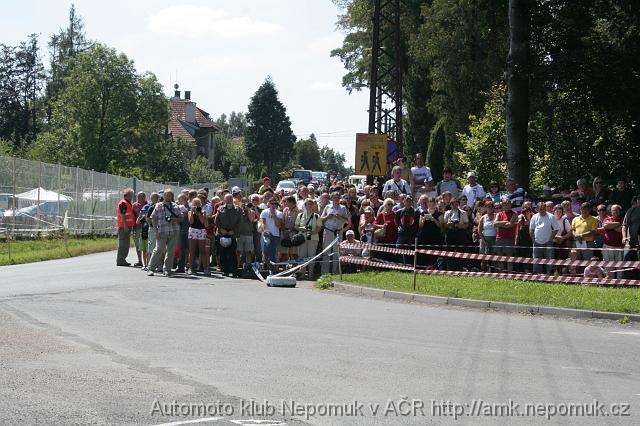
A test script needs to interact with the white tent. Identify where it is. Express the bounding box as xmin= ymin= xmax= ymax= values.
xmin=15 ymin=187 xmax=72 ymax=208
